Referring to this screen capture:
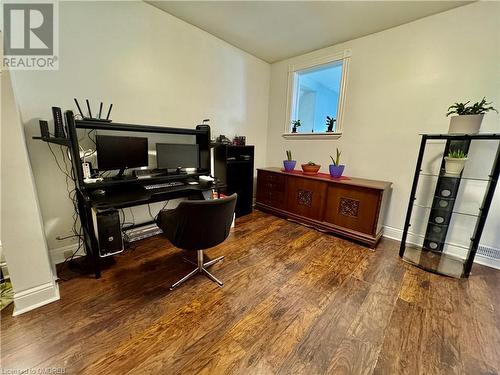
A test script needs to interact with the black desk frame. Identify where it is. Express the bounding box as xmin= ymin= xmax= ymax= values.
xmin=36 ymin=110 xmax=215 ymax=278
